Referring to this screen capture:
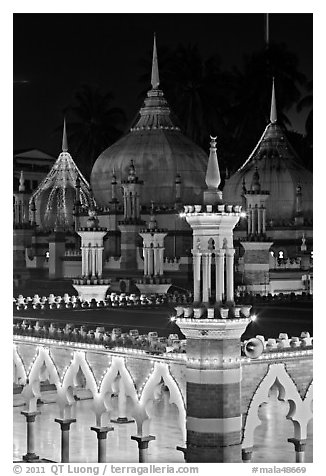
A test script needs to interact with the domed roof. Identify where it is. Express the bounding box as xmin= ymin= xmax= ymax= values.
xmin=223 ymin=82 xmax=313 ymax=223
xmin=30 ymin=120 xmax=94 ymax=230
xmin=91 ymin=36 xmax=208 ymax=207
